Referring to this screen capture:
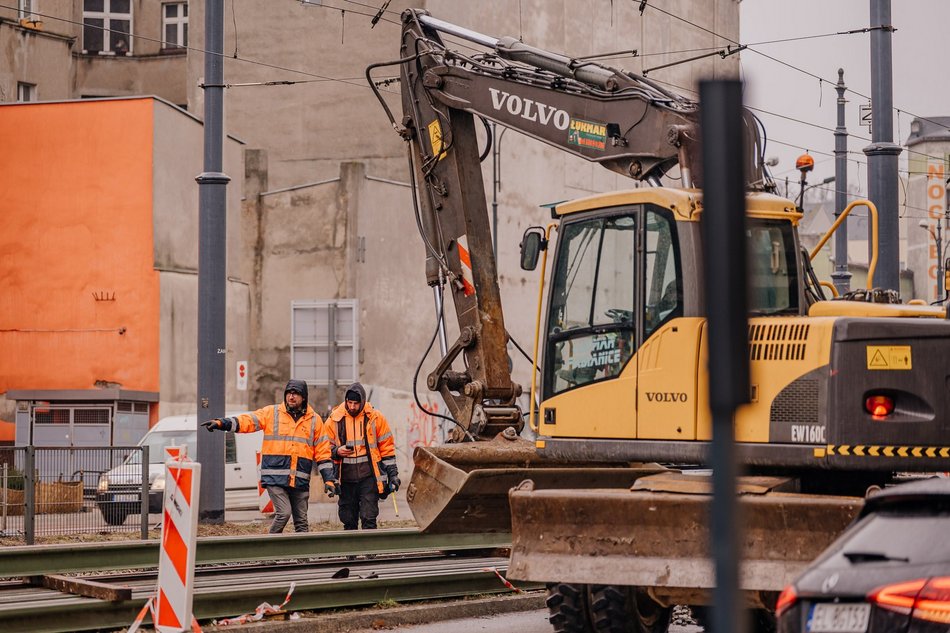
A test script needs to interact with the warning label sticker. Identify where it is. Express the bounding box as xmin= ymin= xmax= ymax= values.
xmin=866 ymin=345 xmax=912 ymax=370
xmin=428 ymin=119 xmax=447 ymax=161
